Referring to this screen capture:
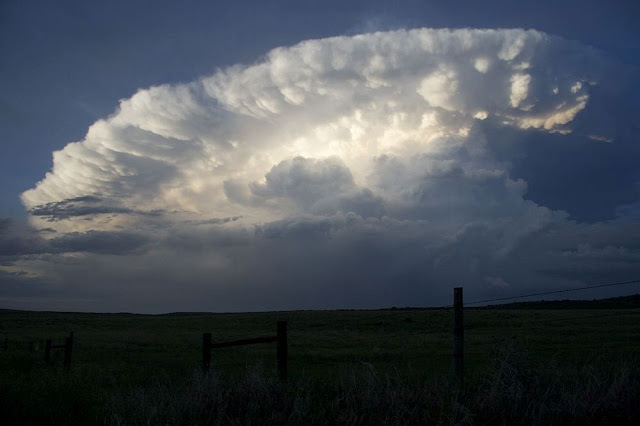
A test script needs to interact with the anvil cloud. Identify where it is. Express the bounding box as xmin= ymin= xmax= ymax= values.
xmin=3 ymin=28 xmax=639 ymax=312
